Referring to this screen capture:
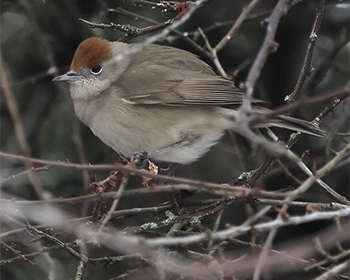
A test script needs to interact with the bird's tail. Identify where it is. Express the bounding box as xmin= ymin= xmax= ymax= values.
xmin=220 ymin=107 xmax=326 ymax=138
xmin=256 ymin=114 xmax=326 ymax=138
